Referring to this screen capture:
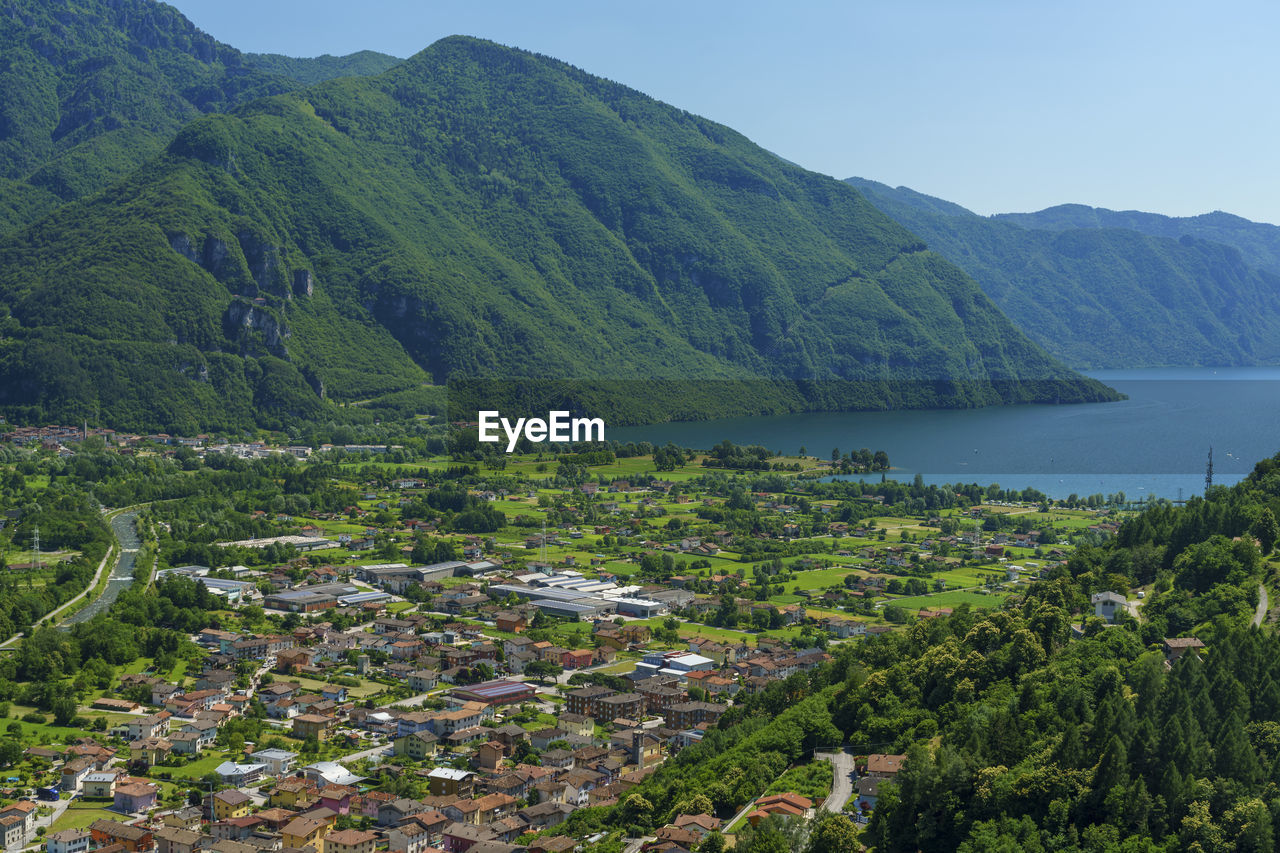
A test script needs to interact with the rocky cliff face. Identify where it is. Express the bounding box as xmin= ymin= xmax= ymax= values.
xmin=168 ymin=229 xmax=309 ymax=300
xmin=223 ymin=299 xmax=290 ymax=358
